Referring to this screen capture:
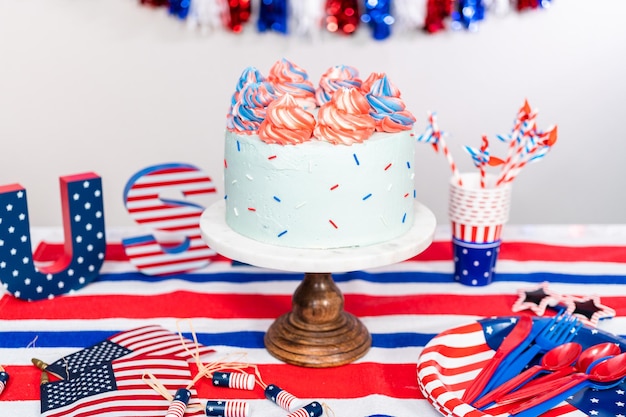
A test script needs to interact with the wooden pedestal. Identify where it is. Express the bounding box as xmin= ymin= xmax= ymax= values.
xmin=264 ymin=272 xmax=371 ymax=367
